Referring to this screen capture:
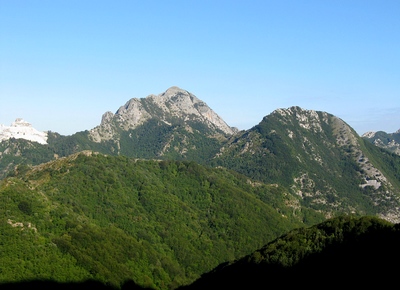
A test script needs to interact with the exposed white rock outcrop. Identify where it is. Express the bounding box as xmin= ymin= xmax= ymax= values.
xmin=273 ymin=106 xmax=329 ymax=134
xmin=361 ymin=131 xmax=376 ymax=138
xmin=0 ymin=118 xmax=48 ymax=144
